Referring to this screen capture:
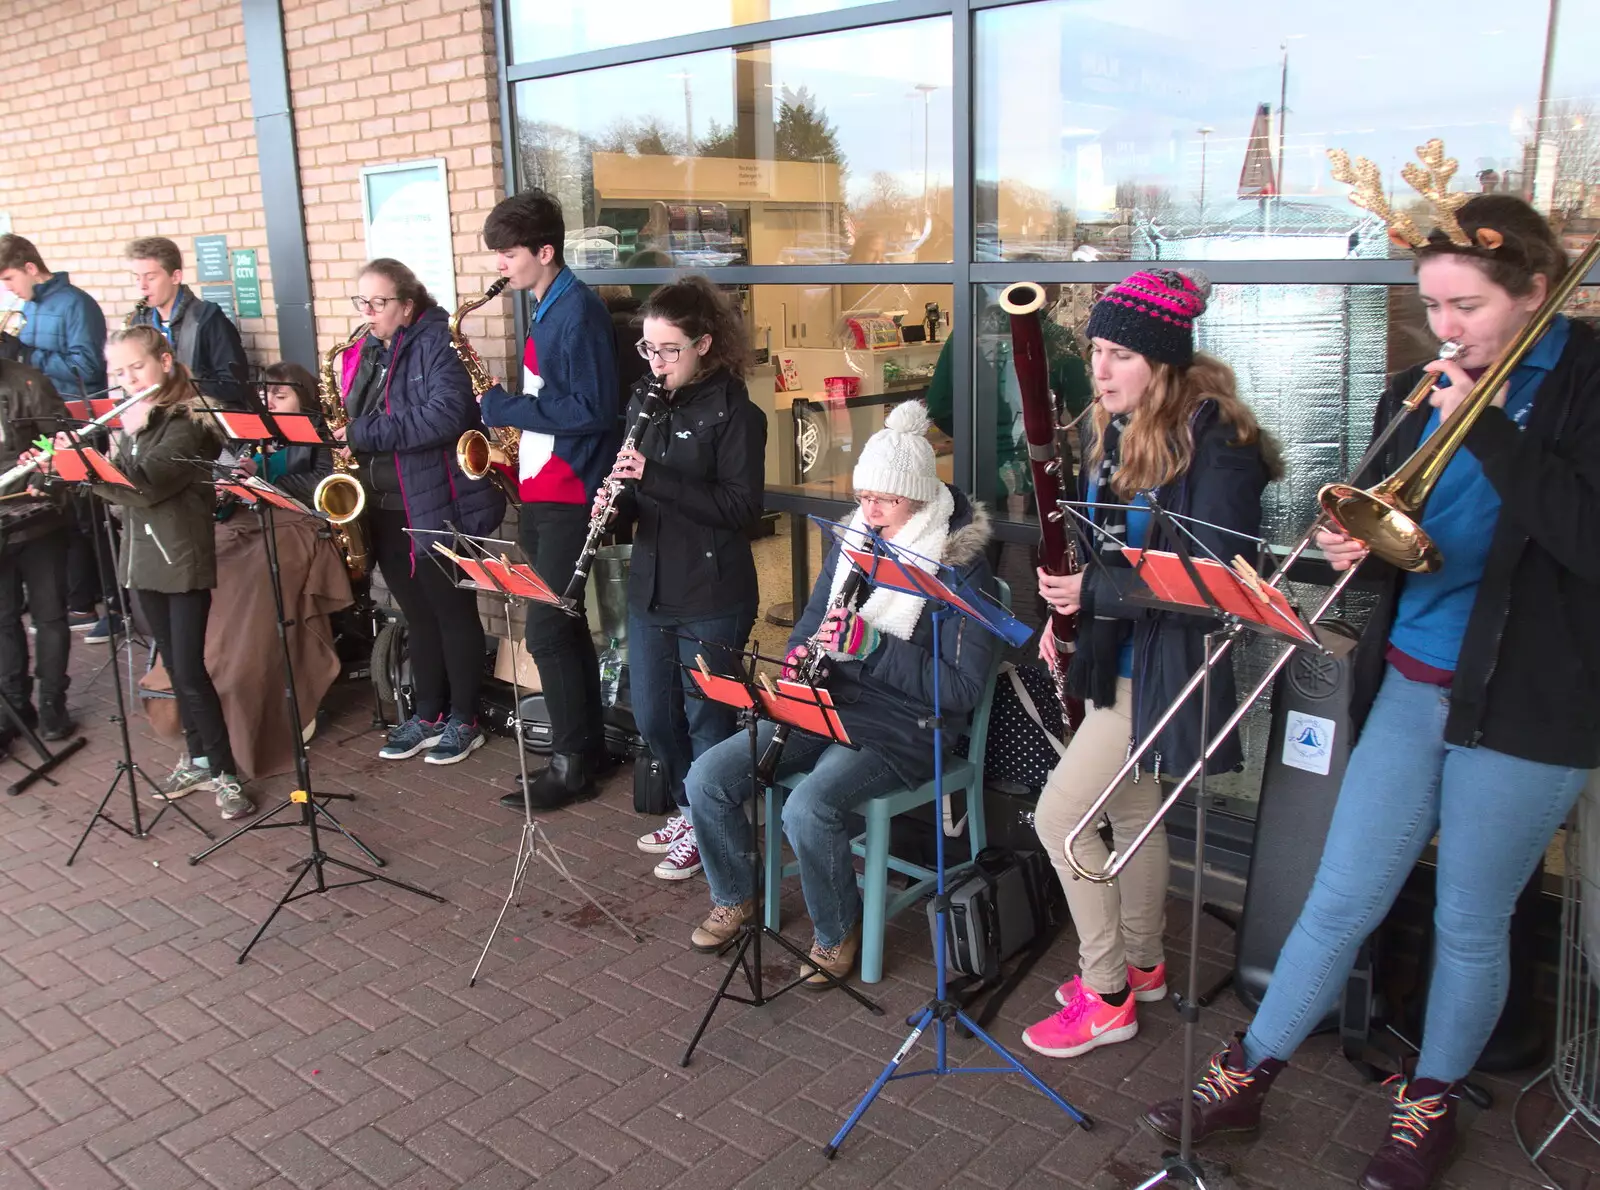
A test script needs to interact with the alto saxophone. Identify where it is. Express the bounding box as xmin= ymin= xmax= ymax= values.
xmin=310 ymin=323 xmax=372 ymax=580
xmin=451 ymin=278 xmax=520 ymax=484
xmin=560 ymin=378 xmax=666 ymax=606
